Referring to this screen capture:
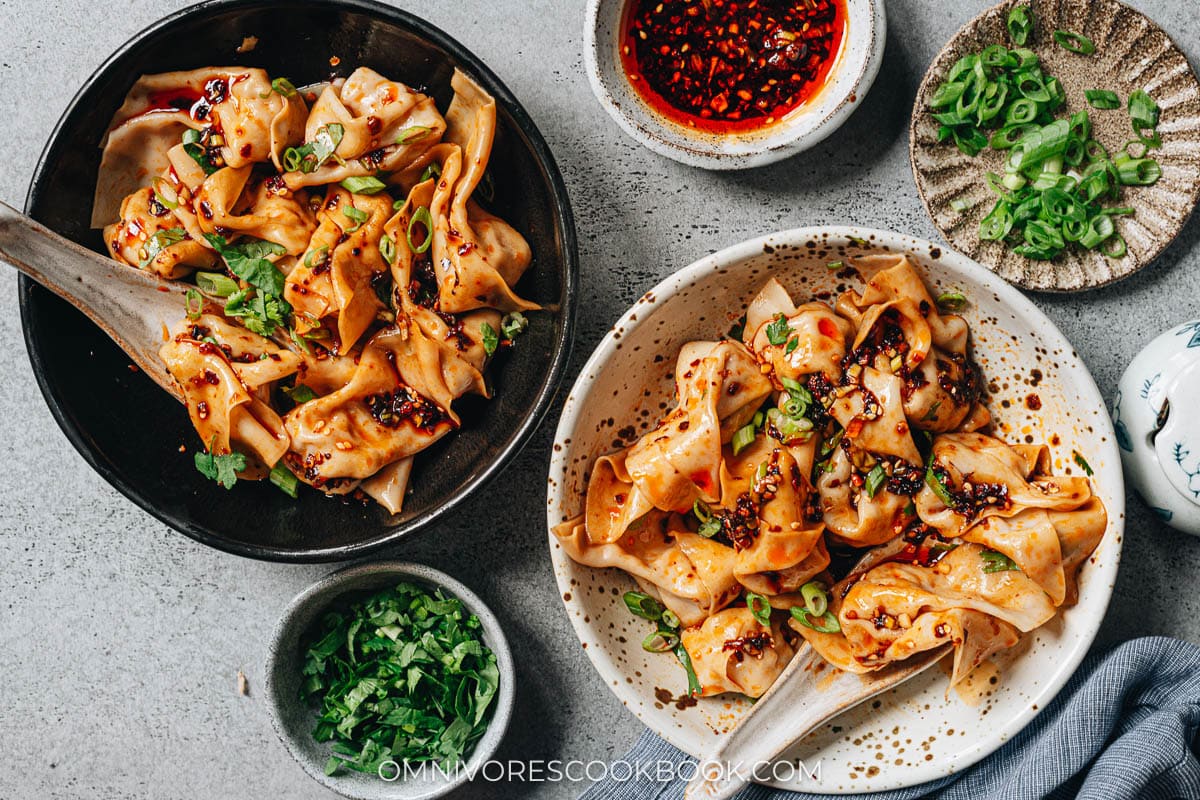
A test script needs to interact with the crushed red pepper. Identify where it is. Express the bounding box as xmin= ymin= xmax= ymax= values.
xmin=620 ymin=0 xmax=846 ymax=133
